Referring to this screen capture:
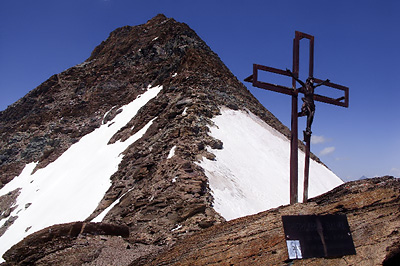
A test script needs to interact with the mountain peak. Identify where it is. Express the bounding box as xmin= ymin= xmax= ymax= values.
xmin=146 ymin=13 xmax=169 ymax=25
xmin=0 ymin=15 xmax=340 ymax=264
xmin=88 ymin=13 xmax=180 ymax=63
